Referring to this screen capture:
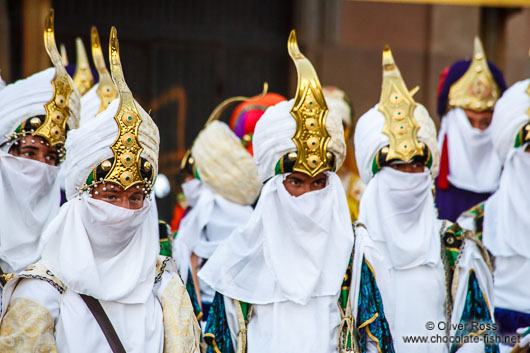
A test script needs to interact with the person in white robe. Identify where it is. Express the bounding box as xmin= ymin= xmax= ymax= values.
xmin=352 ymin=46 xmax=497 ymax=353
xmin=198 ymin=30 xmax=363 ymax=353
xmin=175 ymin=100 xmax=262 ymax=321
xmin=435 ymin=37 xmax=506 ymax=222
xmin=0 ymin=24 xmax=201 ymax=353
xmin=0 ymin=11 xmax=80 ymax=276
xmin=458 ymin=78 xmax=530 ymax=353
